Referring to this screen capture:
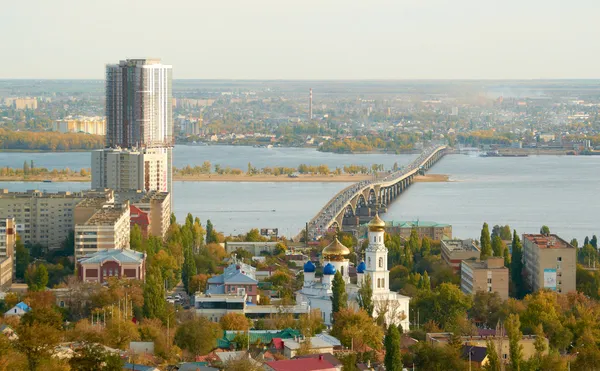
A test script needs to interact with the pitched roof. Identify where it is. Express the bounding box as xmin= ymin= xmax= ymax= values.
xmin=266 ymin=358 xmax=336 ymax=371
xmin=78 ymin=249 xmax=144 ymax=264
xmin=295 ymin=353 xmax=342 ymax=367
xmin=462 ymin=345 xmax=488 ymax=363
xmin=15 ymin=302 xmax=31 ymax=312
xmin=217 ymin=329 xmax=301 ymax=349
